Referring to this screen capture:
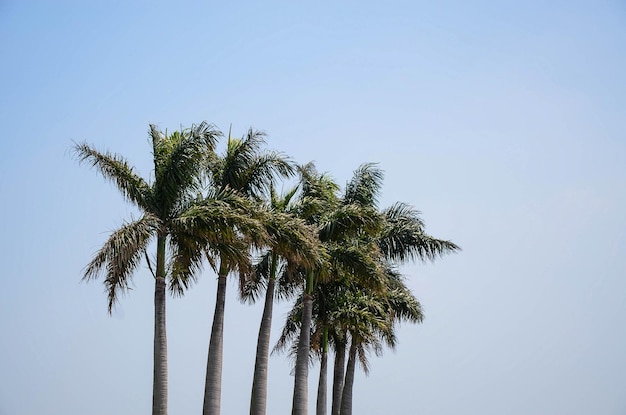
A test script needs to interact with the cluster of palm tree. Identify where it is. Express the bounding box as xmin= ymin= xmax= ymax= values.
xmin=75 ymin=122 xmax=459 ymax=415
